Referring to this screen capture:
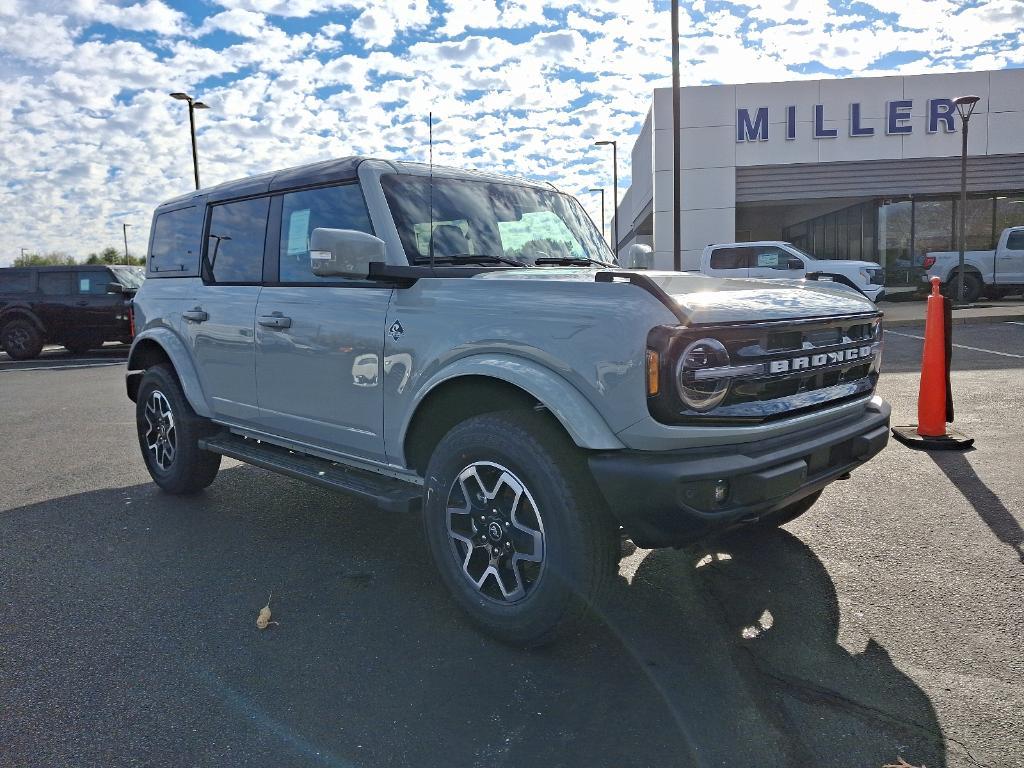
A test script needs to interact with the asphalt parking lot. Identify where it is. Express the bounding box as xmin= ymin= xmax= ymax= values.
xmin=1 ymin=326 xmax=1022 ymax=768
